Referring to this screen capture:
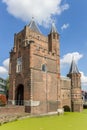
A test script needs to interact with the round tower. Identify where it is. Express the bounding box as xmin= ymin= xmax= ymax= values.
xmin=67 ymin=58 xmax=83 ymax=112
